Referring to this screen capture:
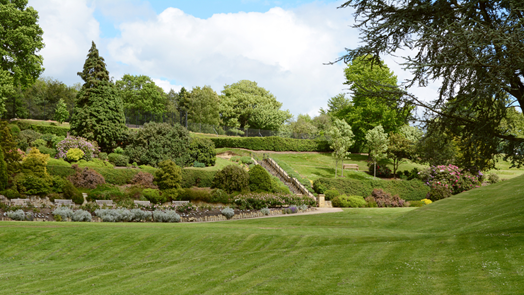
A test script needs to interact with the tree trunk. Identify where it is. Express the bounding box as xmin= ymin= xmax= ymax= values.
xmin=341 ymin=159 xmax=344 ymax=177
xmin=335 ymin=158 xmax=338 ymax=178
